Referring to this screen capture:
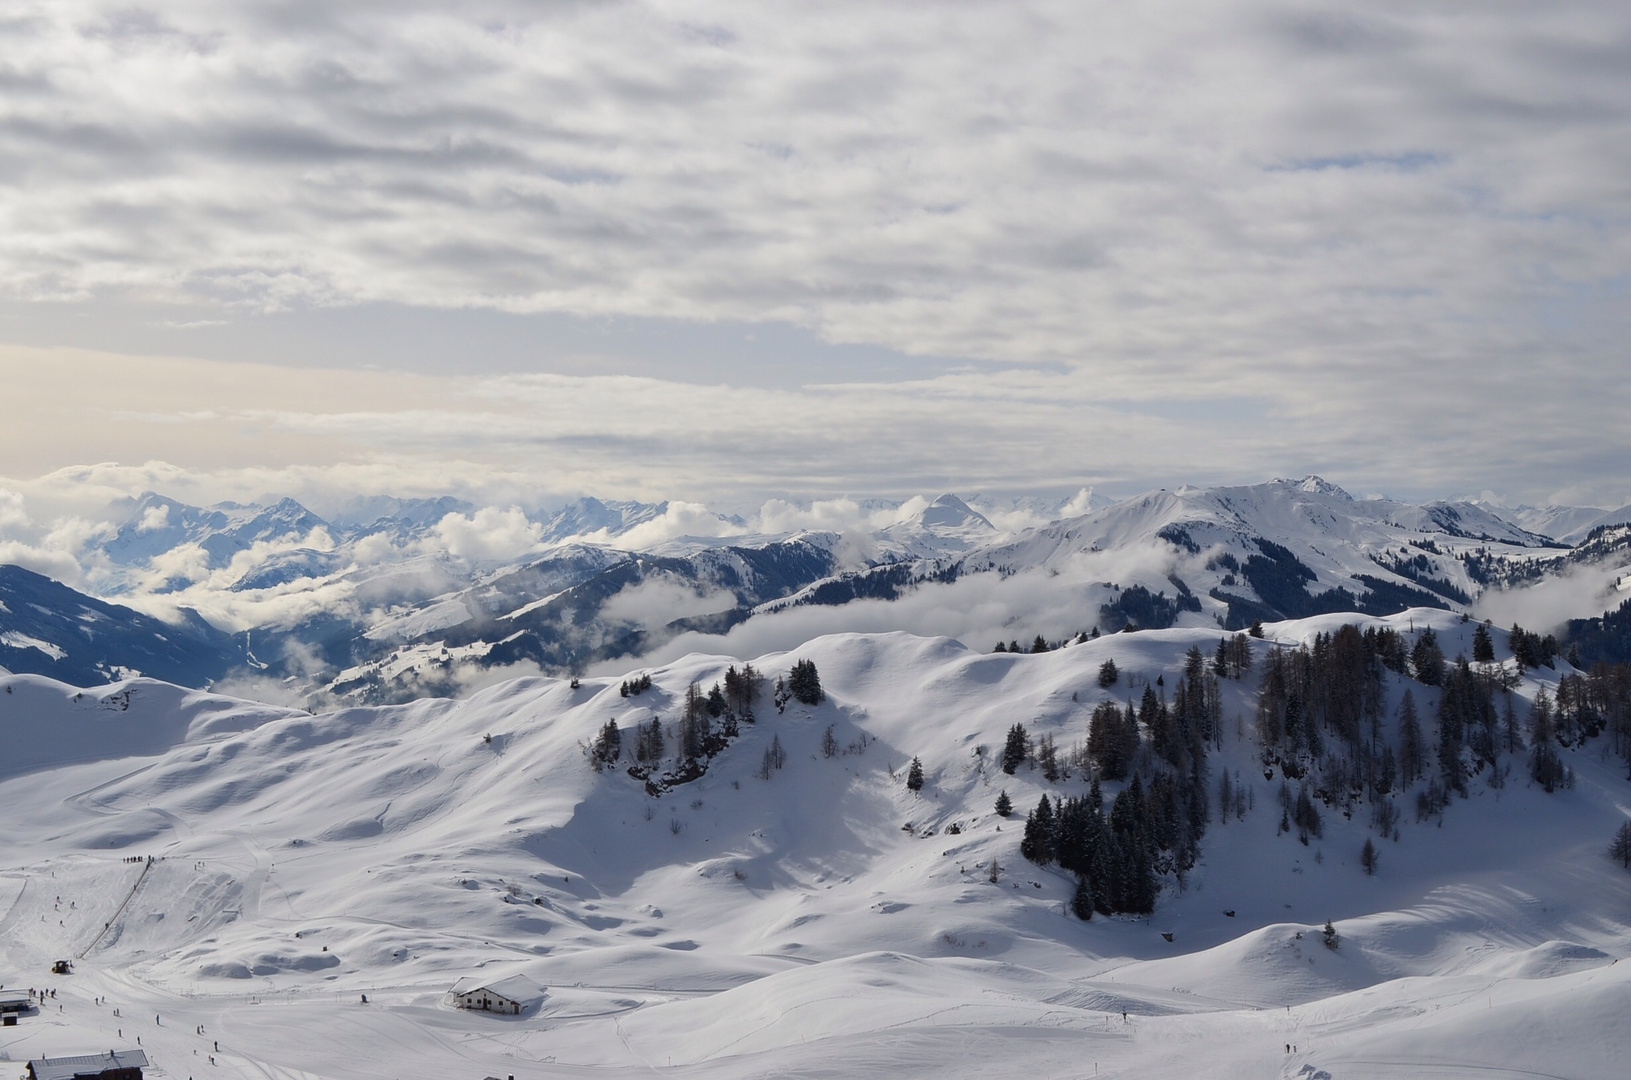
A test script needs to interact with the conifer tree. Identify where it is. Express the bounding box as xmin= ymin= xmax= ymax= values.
xmin=995 ymin=790 xmax=1013 ymax=817
xmin=590 ymin=720 xmax=621 ymax=768
xmin=1001 ymin=723 xmax=1030 ymax=774
xmin=1411 ymin=628 xmax=1445 ymax=686
xmin=1360 ymin=836 xmax=1378 ymax=876
xmin=788 ymin=659 xmax=824 ymax=705
xmin=1397 ymin=690 xmax=1424 ymax=789
xmin=1071 ymin=874 xmax=1094 ymax=920
xmin=1098 ymin=659 xmax=1119 ymax=687
xmin=1022 ymin=795 xmax=1056 ymax=864
xmin=1611 ymin=821 xmax=1631 ymax=869
xmin=1472 ymin=623 xmax=1495 ymax=663
xmin=906 ymin=756 xmax=924 ymax=792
